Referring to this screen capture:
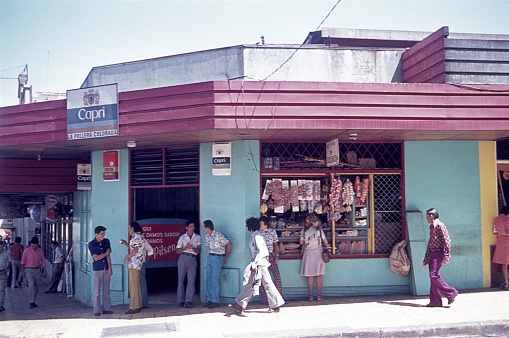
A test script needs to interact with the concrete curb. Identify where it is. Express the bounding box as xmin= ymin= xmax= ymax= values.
xmin=225 ymin=320 xmax=509 ymax=338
